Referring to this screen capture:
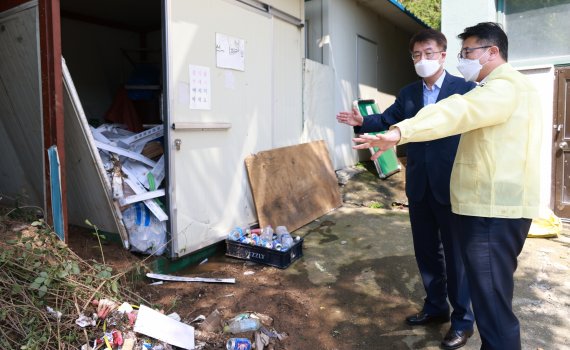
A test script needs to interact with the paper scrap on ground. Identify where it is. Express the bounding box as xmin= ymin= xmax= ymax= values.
xmin=146 ymin=273 xmax=235 ymax=284
xmin=134 ymin=304 xmax=195 ymax=349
